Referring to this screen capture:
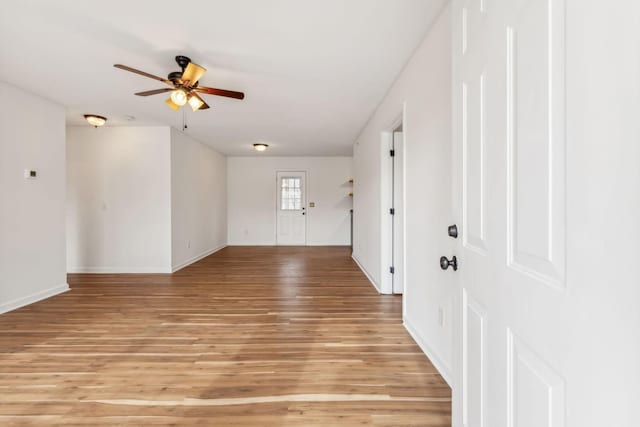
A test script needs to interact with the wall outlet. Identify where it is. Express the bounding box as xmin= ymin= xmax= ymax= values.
xmin=438 ymin=307 xmax=445 ymax=327
xmin=244 ymin=229 xmax=249 ymax=236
